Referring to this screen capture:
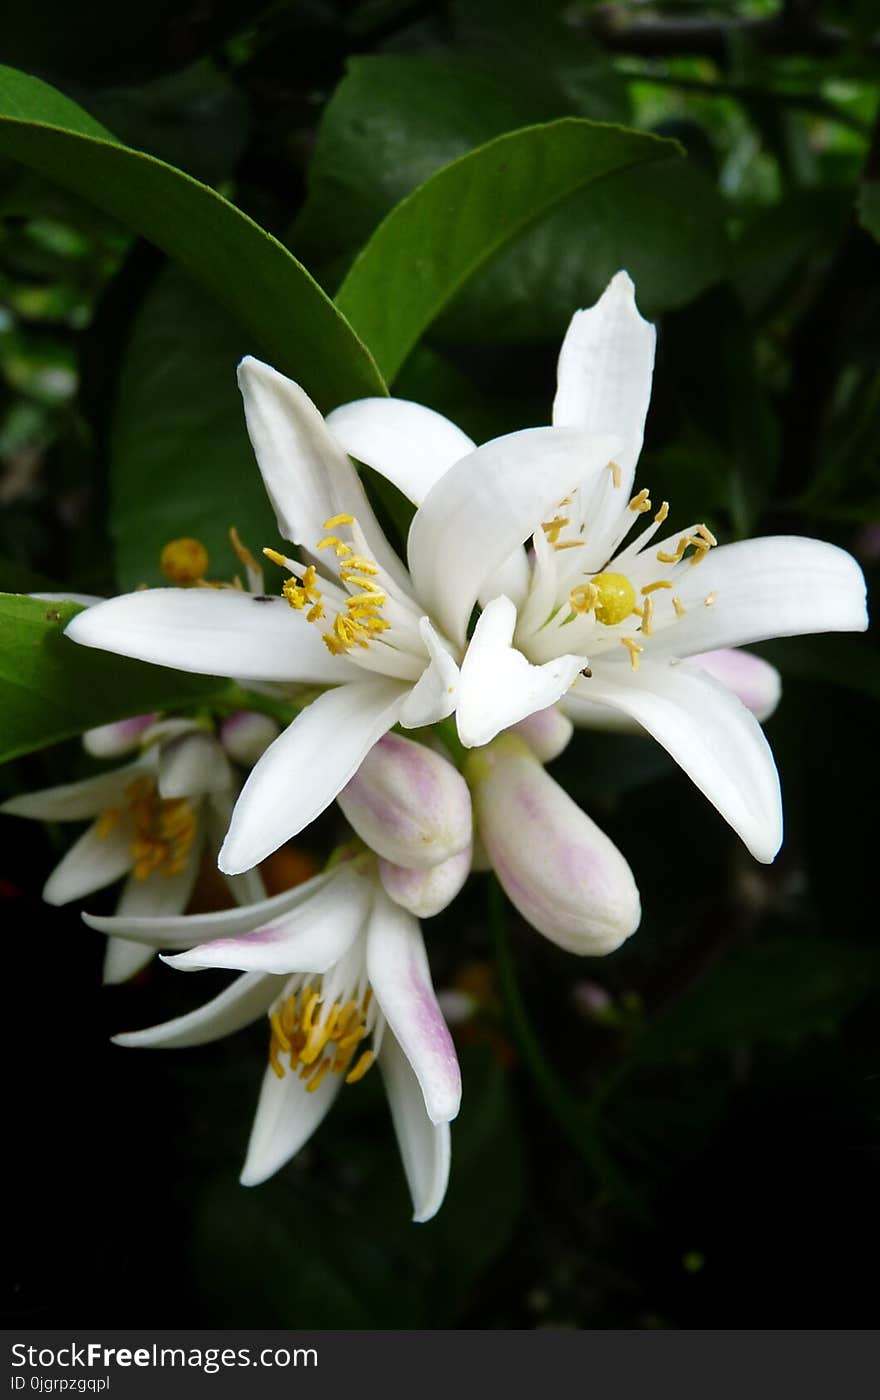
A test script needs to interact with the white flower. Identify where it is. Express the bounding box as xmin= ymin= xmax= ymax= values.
xmin=1 ymin=716 xmax=264 ymax=983
xmin=66 ymin=273 xmax=867 ymax=871
xmin=66 ymin=362 xmax=615 ymax=875
xmin=86 ymin=855 xmax=461 ymax=1222
xmin=465 ymin=732 xmax=641 ymax=955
